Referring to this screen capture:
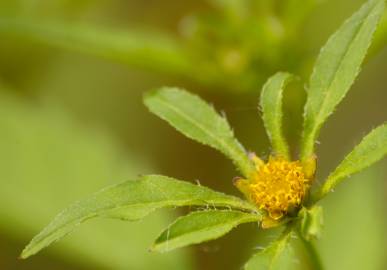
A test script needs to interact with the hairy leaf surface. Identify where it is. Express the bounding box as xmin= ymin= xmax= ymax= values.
xmin=260 ymin=72 xmax=294 ymax=159
xmin=21 ymin=175 xmax=256 ymax=259
xmin=301 ymin=0 xmax=385 ymax=161
xmin=144 ymin=87 xmax=253 ymax=177
xmin=317 ymin=123 xmax=387 ymax=200
xmin=152 ymin=210 xmax=260 ymax=252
